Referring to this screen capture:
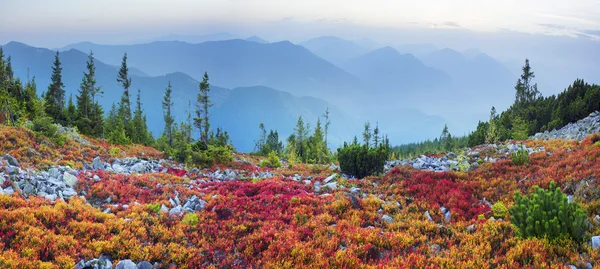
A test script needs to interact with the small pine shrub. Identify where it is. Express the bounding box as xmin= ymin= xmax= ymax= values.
xmin=181 ymin=213 xmax=199 ymax=226
xmin=32 ymin=117 xmax=67 ymax=145
xmin=337 ymin=143 xmax=388 ymax=178
xmin=509 ymin=182 xmax=587 ymax=241
xmin=147 ymin=203 xmax=161 ymax=213
xmin=260 ymin=151 xmax=282 ymax=168
xmin=491 ymin=201 xmax=508 ymax=219
xmin=109 ymin=147 xmax=121 ymax=157
xmin=512 ymin=148 xmax=530 ymax=166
